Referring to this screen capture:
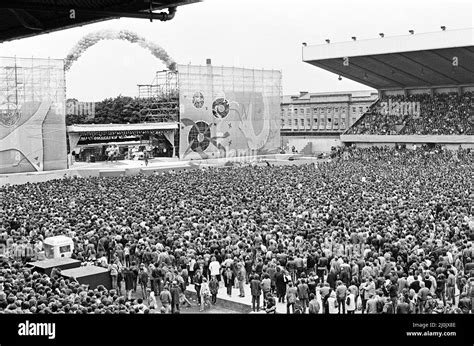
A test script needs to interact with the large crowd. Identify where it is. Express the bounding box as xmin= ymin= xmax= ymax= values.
xmin=348 ymin=92 xmax=474 ymax=135
xmin=1 ymin=146 xmax=473 ymax=314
